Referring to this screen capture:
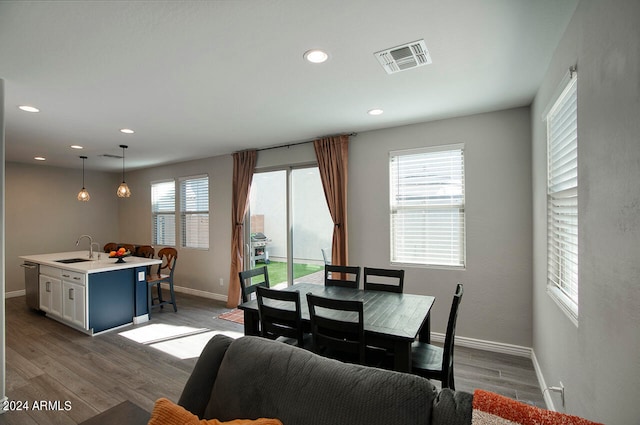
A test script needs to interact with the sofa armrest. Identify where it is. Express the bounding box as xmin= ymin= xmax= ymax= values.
xmin=177 ymin=334 xmax=234 ymax=418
